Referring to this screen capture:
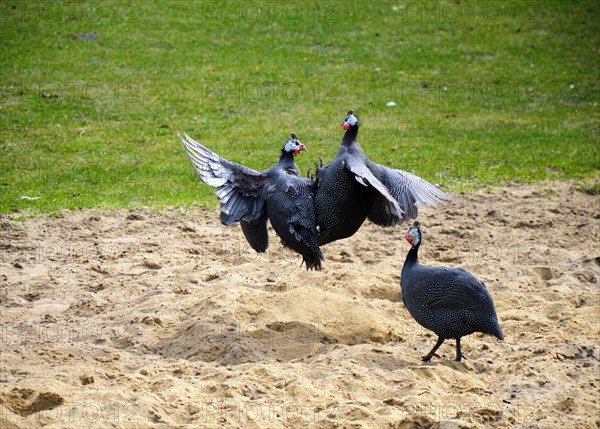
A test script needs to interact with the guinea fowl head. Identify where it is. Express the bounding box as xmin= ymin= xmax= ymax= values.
xmin=405 ymin=221 xmax=422 ymax=247
xmin=341 ymin=110 xmax=359 ymax=131
xmin=282 ymin=132 xmax=307 ymax=156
